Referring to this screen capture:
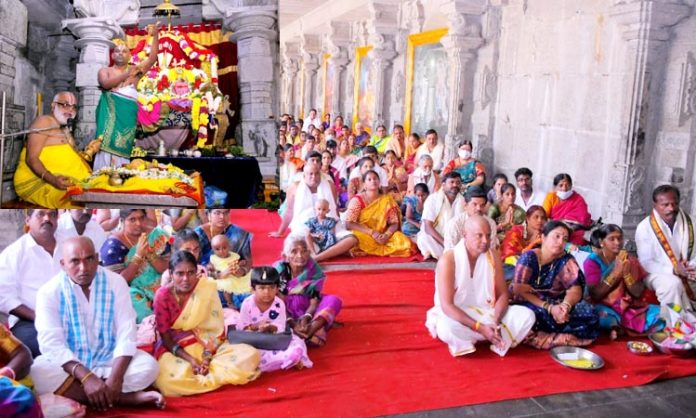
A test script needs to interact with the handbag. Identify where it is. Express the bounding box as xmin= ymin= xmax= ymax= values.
xmin=227 ymin=325 xmax=293 ymax=351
